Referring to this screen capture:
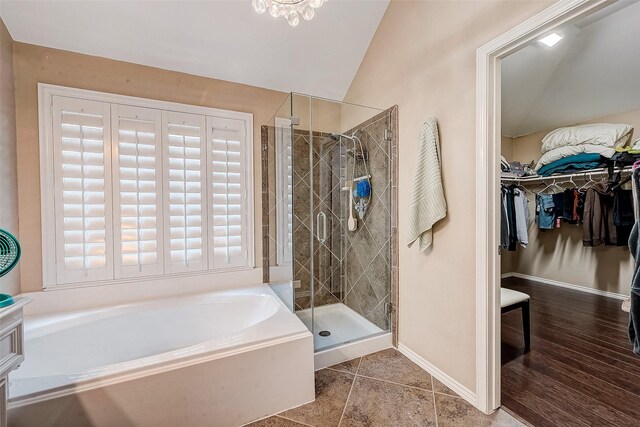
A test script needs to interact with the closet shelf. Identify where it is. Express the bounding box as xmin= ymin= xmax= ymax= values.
xmin=500 ymin=166 xmax=633 ymax=184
